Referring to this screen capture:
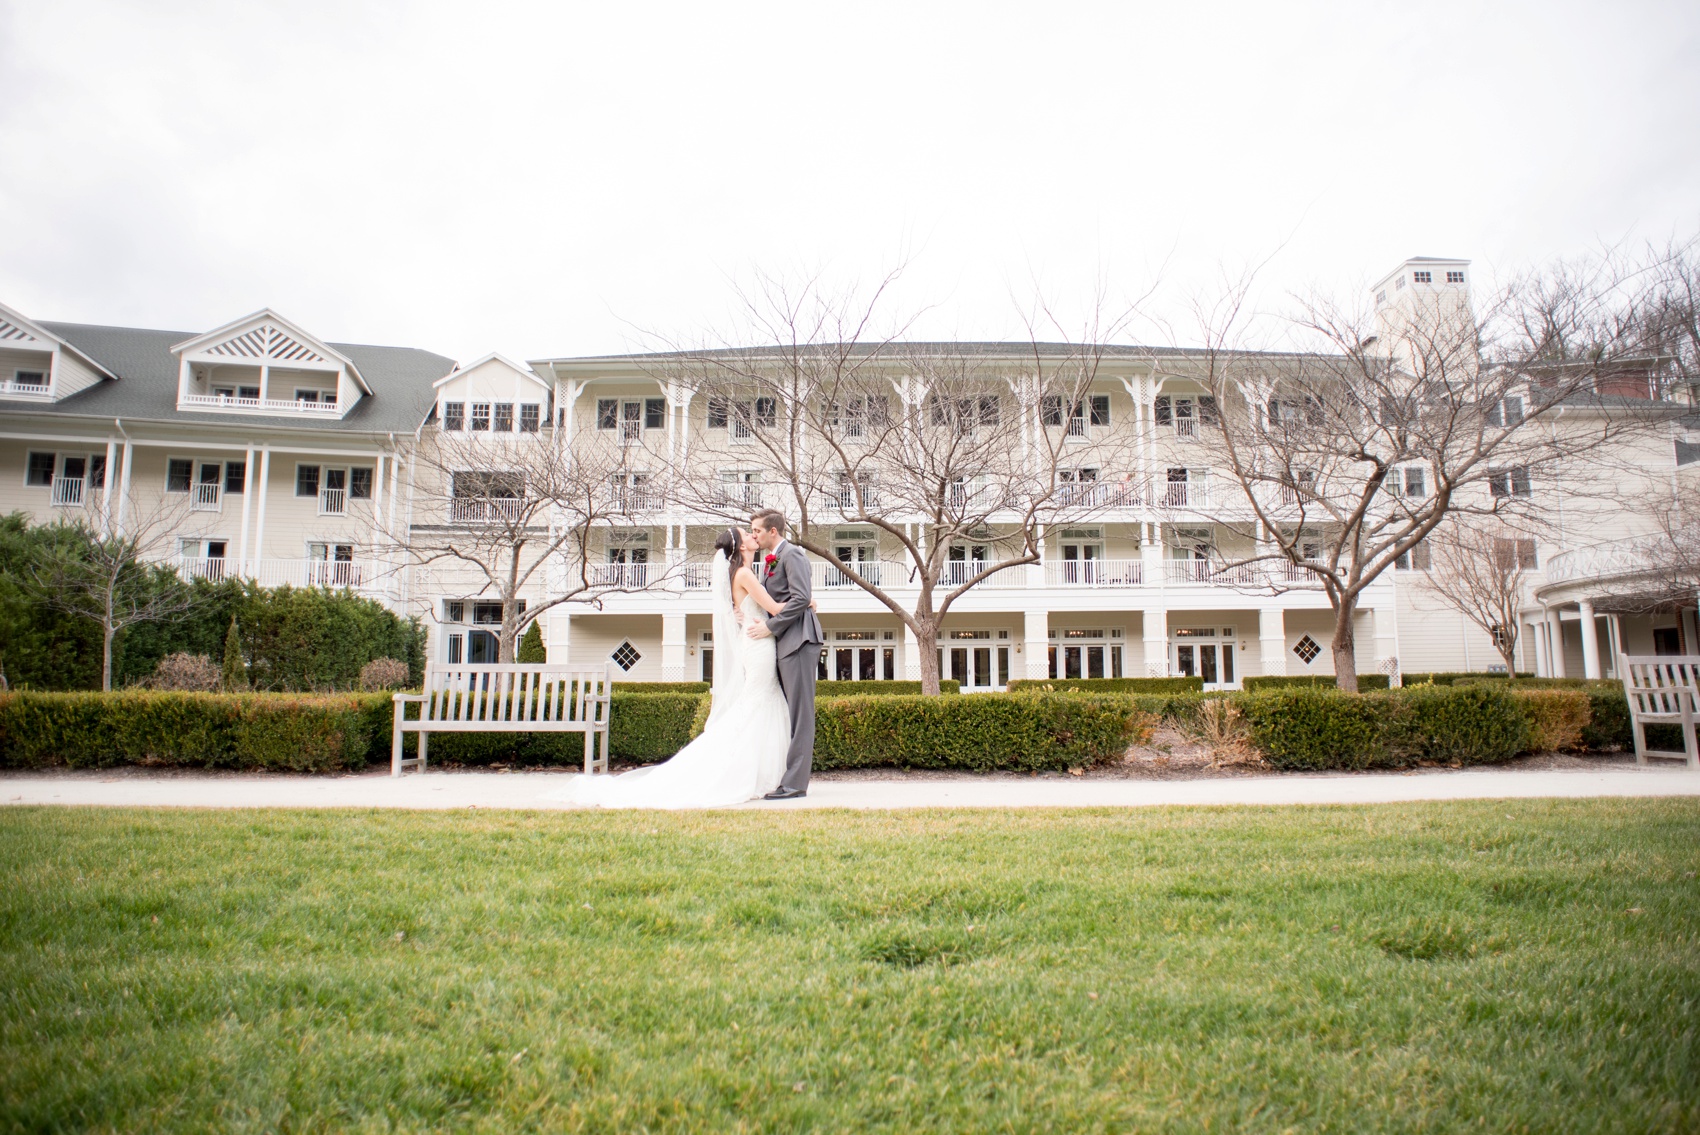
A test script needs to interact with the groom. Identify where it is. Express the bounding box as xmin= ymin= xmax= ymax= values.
xmin=745 ymin=509 xmax=823 ymax=799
